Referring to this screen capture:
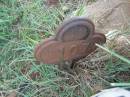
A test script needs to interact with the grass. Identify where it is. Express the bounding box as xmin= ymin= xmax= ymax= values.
xmin=0 ymin=0 xmax=130 ymax=97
